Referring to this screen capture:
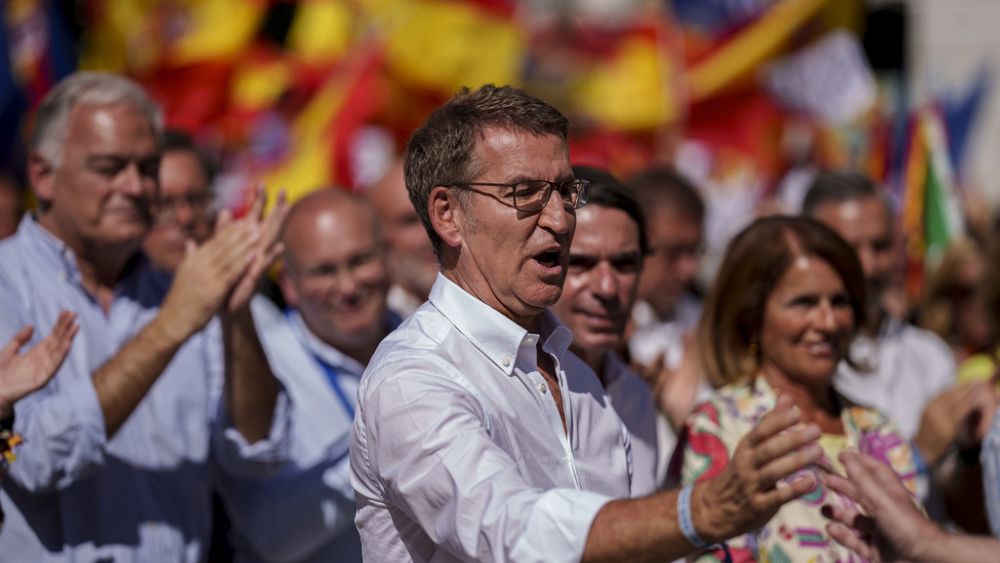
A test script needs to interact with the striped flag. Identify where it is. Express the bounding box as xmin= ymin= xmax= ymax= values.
xmin=900 ymin=107 xmax=964 ymax=299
